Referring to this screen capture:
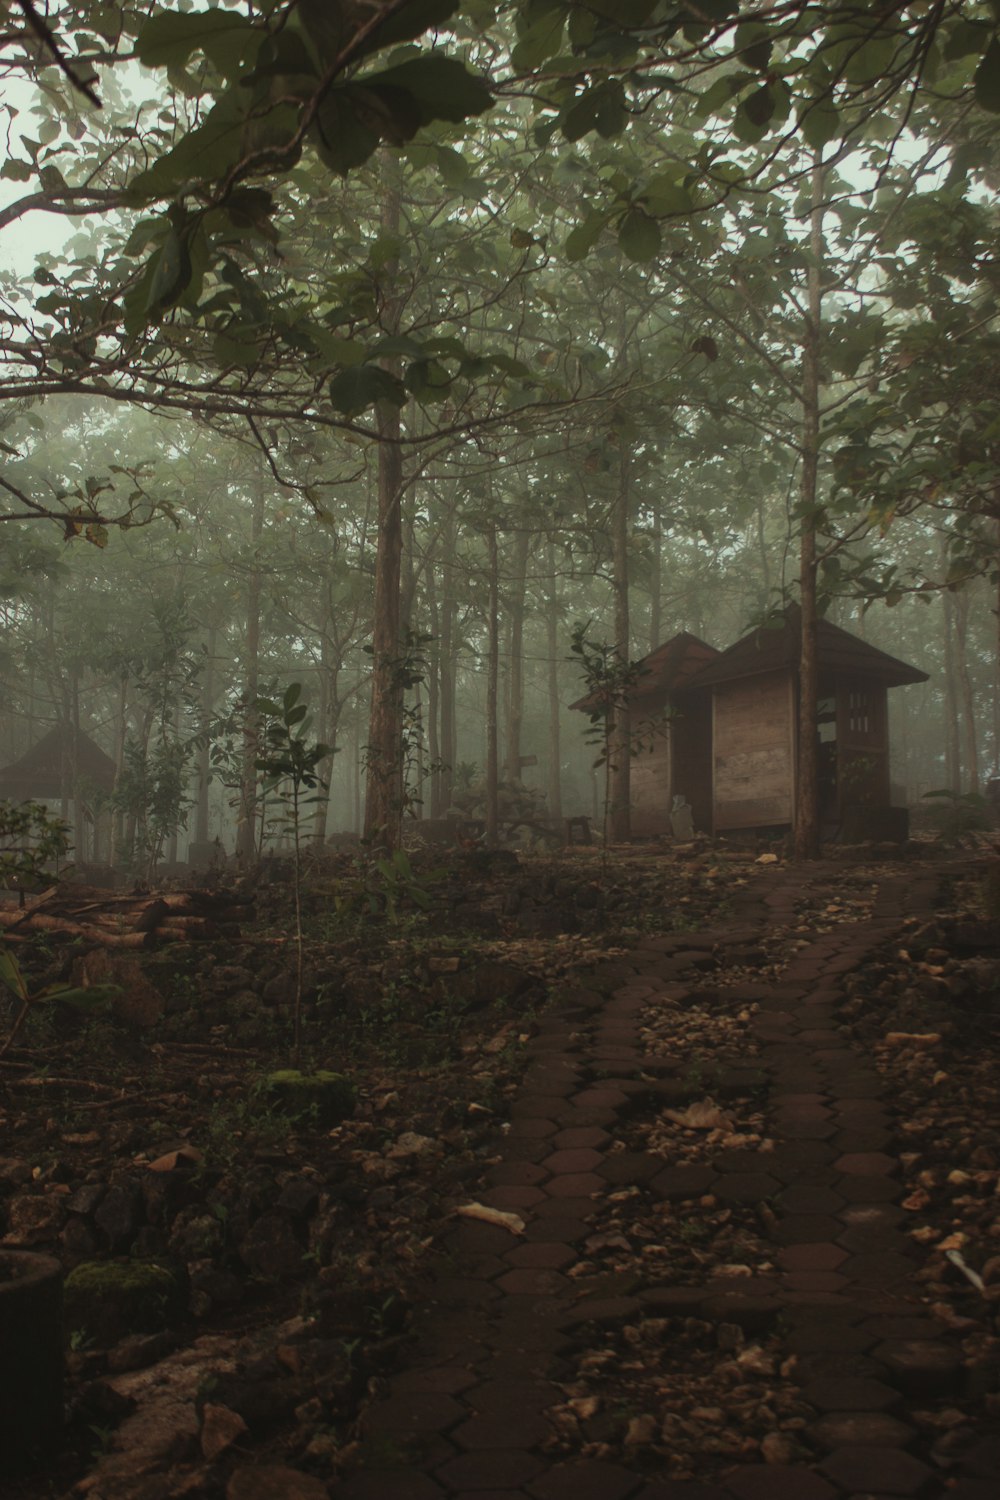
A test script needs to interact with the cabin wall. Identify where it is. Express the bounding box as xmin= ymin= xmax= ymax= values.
xmin=713 ymin=671 xmax=796 ymax=830
xmin=630 ymin=728 xmax=673 ymax=836
xmin=671 ymin=691 xmax=714 ymax=832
